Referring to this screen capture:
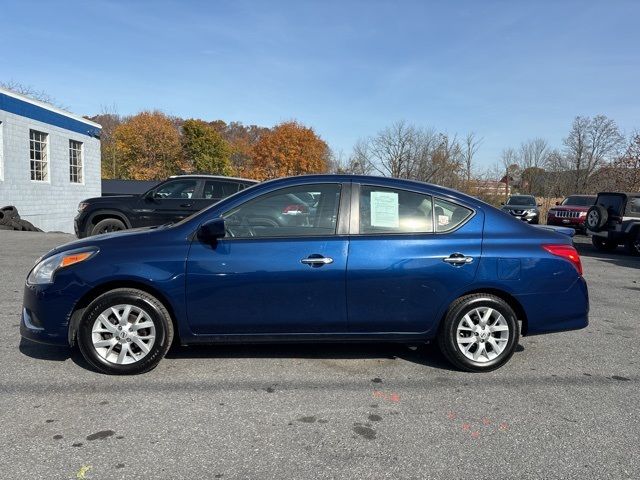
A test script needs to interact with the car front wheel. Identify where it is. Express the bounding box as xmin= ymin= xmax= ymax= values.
xmin=438 ymin=294 xmax=519 ymax=372
xmin=90 ymin=218 xmax=126 ymax=236
xmin=77 ymin=288 xmax=174 ymax=374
